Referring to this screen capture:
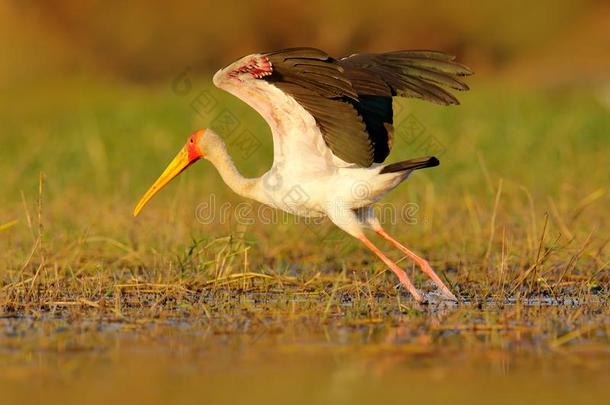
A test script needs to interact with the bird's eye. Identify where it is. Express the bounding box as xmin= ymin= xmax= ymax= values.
xmin=190 ymin=138 xmax=194 ymax=144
